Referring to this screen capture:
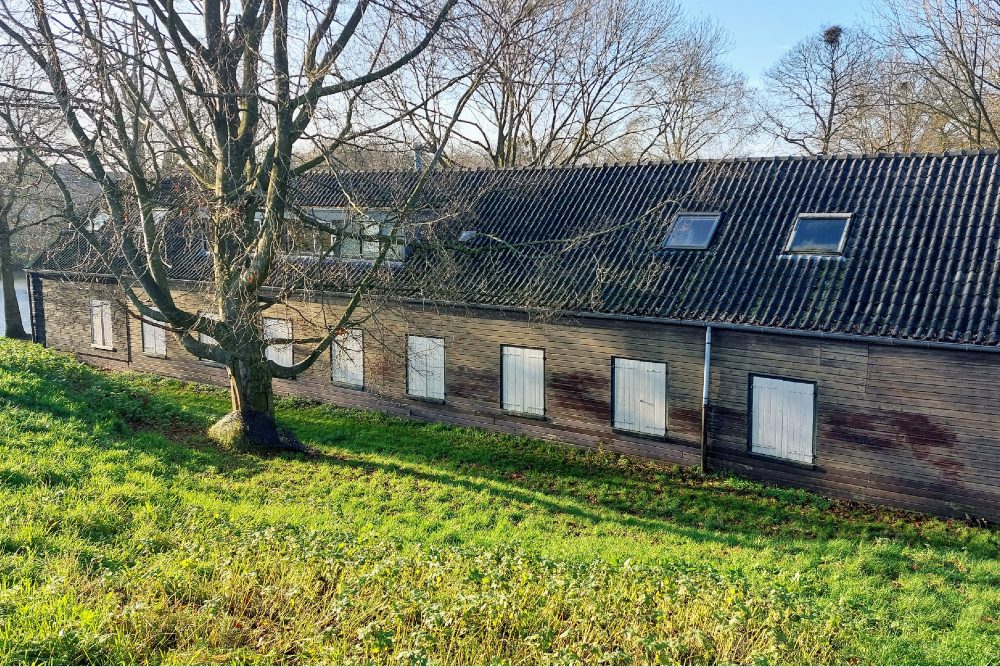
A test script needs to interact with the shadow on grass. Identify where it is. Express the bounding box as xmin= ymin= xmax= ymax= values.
xmin=279 ymin=401 xmax=1000 ymax=558
xmin=3 ymin=340 xmax=995 ymax=560
xmin=0 ymin=341 xmax=264 ymax=478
